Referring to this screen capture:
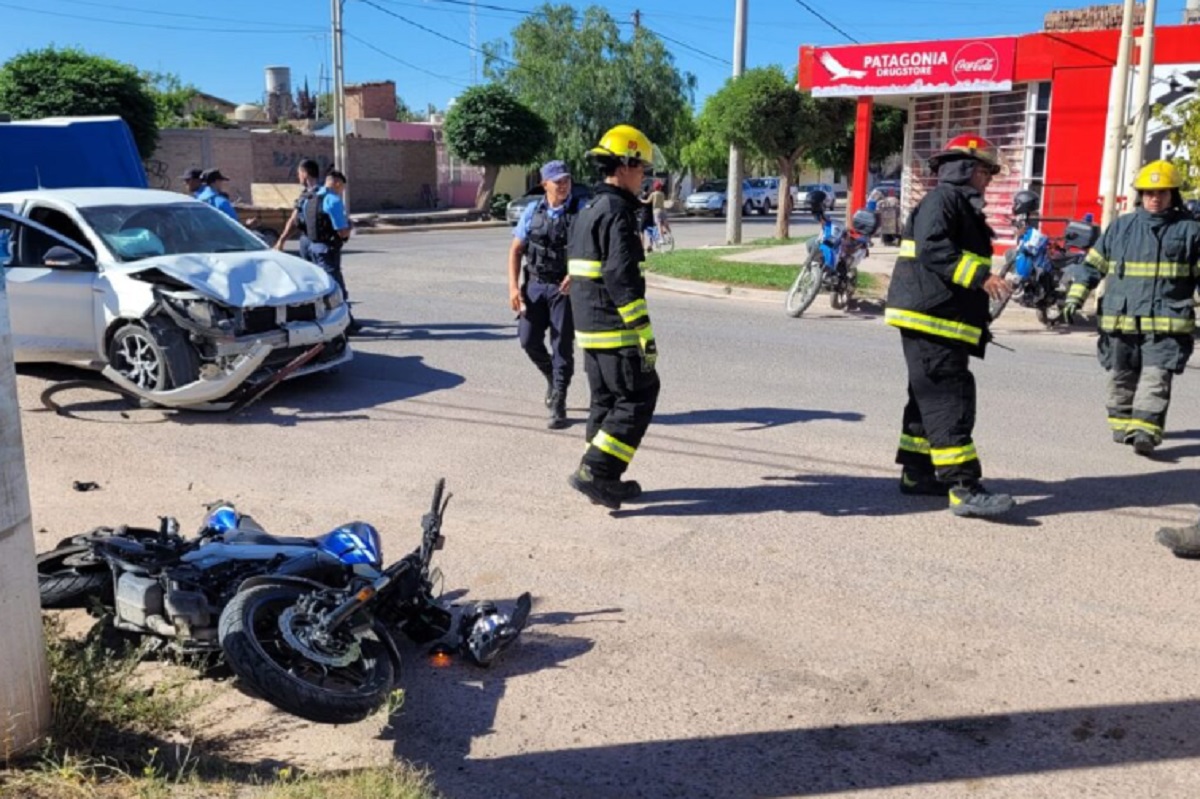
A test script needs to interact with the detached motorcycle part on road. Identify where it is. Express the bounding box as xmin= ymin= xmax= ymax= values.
xmin=37 ymin=479 xmax=532 ymax=724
